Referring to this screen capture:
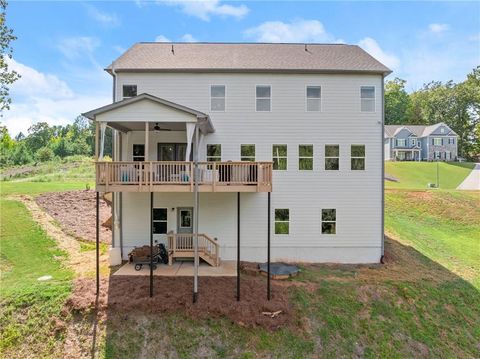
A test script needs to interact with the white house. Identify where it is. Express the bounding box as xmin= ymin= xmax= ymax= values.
xmin=84 ymin=42 xmax=391 ymax=269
